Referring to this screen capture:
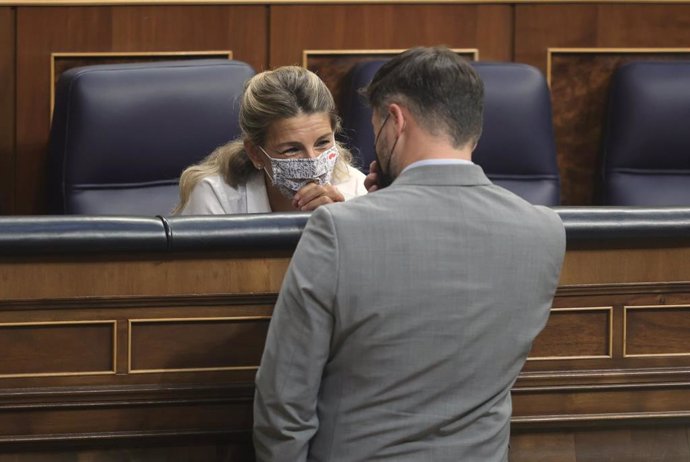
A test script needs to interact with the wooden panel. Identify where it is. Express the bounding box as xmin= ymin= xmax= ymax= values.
xmin=511 ymin=426 xmax=690 ymax=462
xmin=0 ymin=294 xmax=273 ymax=390
xmin=130 ymin=317 xmax=270 ymax=372
xmin=0 ymin=7 xmax=14 ymax=215
xmin=0 ymin=444 xmax=253 ymax=462
xmin=626 ymin=305 xmax=690 ymax=357
xmin=513 ymin=386 xmax=690 ymax=419
xmin=529 ymin=308 xmax=611 ymax=360
xmin=0 ymin=321 xmax=115 ymax=376
xmin=560 ymin=245 xmax=690 ymax=286
xmin=0 ymin=242 xmax=687 ymax=458
xmin=0 ymin=255 xmax=290 ymax=299
xmin=522 ymin=284 xmax=690 ymax=376
xmin=515 ymin=4 xmax=690 ymax=205
xmin=0 ymin=401 xmax=251 ymax=438
xmin=516 ymin=5 xmax=598 ymax=72
xmin=15 ymin=5 xmax=267 ymax=214
xmin=269 ymin=4 xmax=512 ymax=68
xmin=515 ymin=4 xmax=690 ymax=83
